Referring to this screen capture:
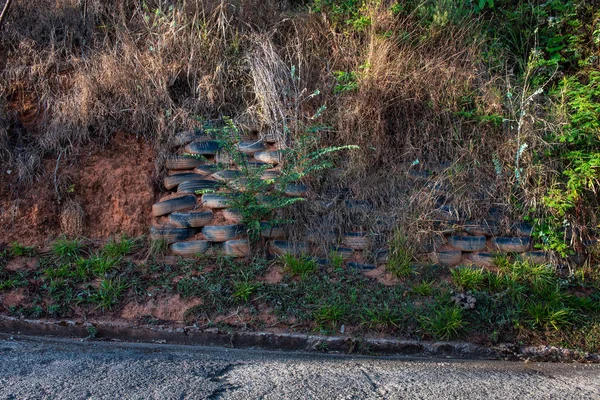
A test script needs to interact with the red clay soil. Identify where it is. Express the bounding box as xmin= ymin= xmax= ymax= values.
xmin=0 ymin=133 xmax=156 ymax=245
